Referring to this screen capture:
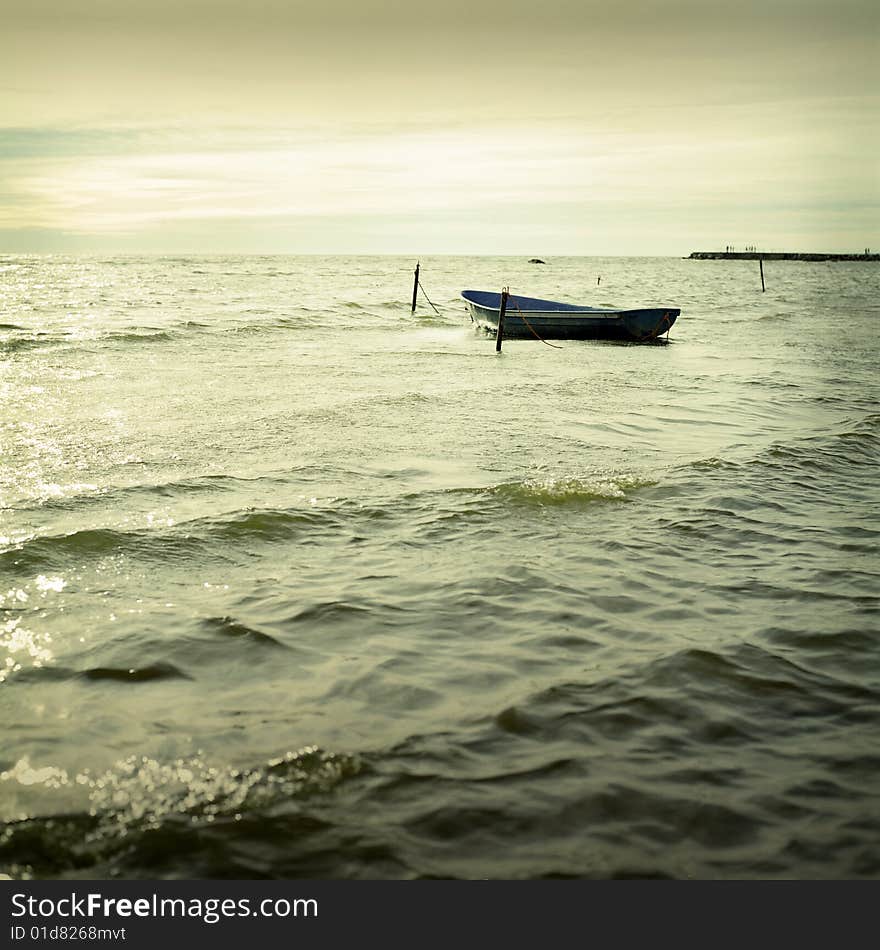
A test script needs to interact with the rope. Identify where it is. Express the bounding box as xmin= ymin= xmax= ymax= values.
xmin=509 ymin=297 xmax=563 ymax=348
xmin=417 ymin=280 xmax=442 ymax=316
xmin=634 ymin=311 xmax=673 ymax=342
xmin=653 ymin=311 xmax=673 ymax=341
